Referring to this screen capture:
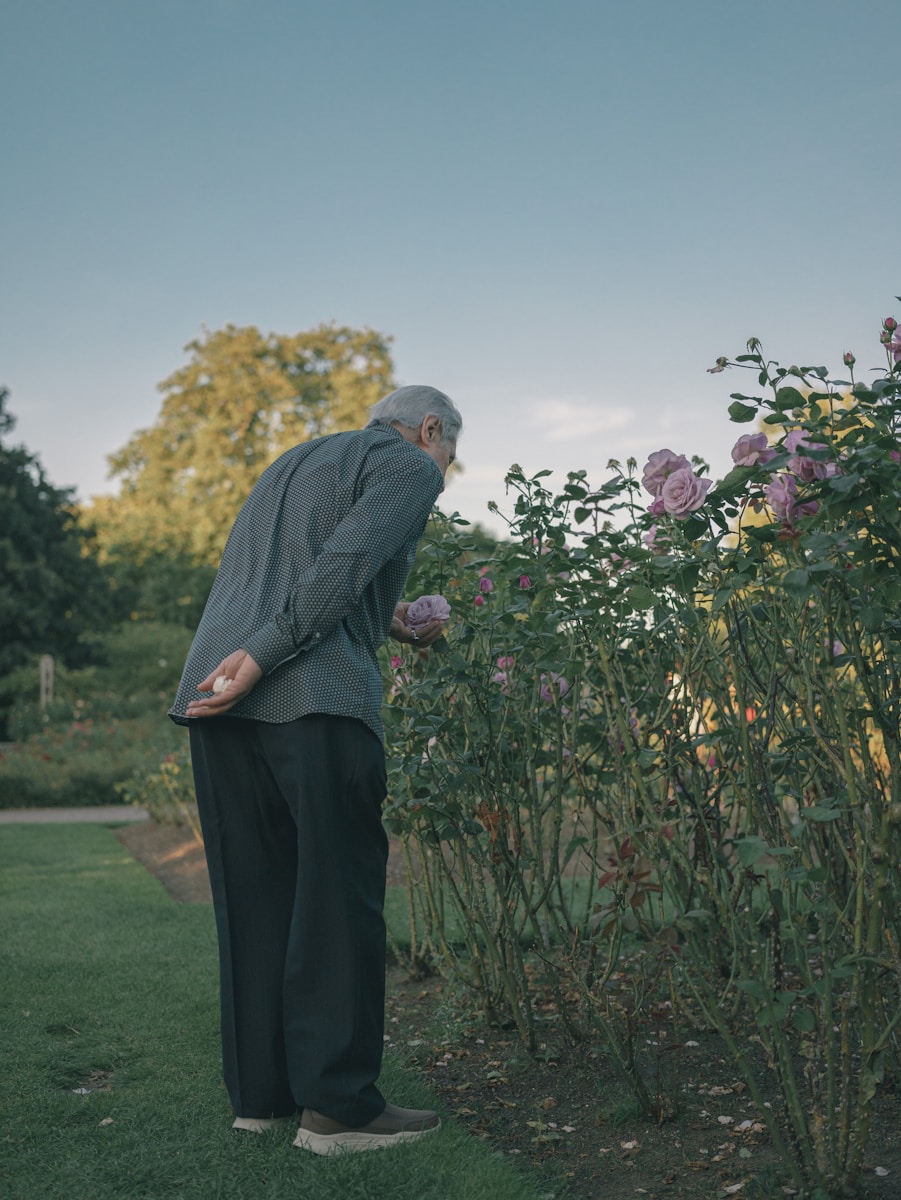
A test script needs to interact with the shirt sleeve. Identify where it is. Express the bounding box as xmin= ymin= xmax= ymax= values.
xmin=241 ymin=449 xmax=442 ymax=674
